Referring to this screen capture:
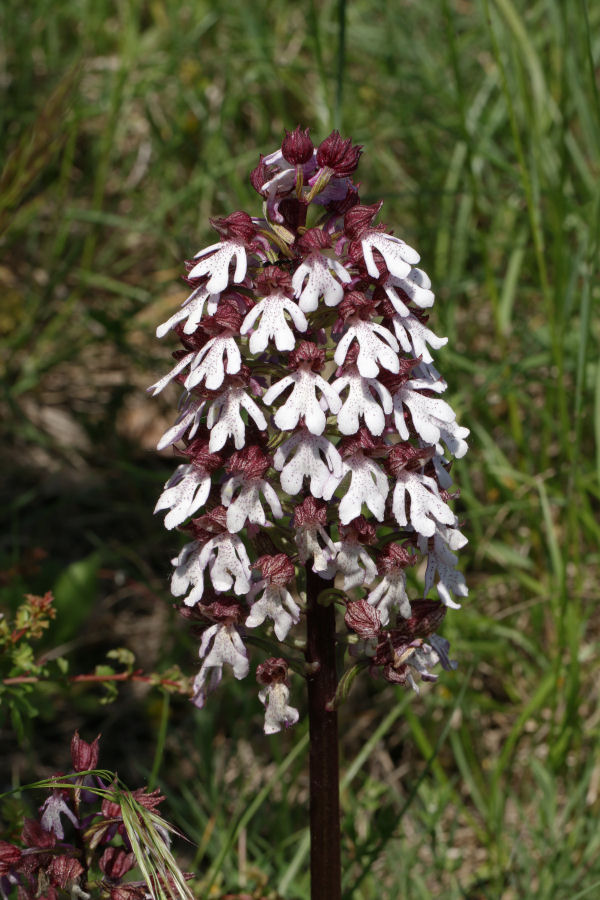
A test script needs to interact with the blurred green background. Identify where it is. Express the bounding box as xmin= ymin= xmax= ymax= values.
xmin=1 ymin=0 xmax=599 ymax=897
